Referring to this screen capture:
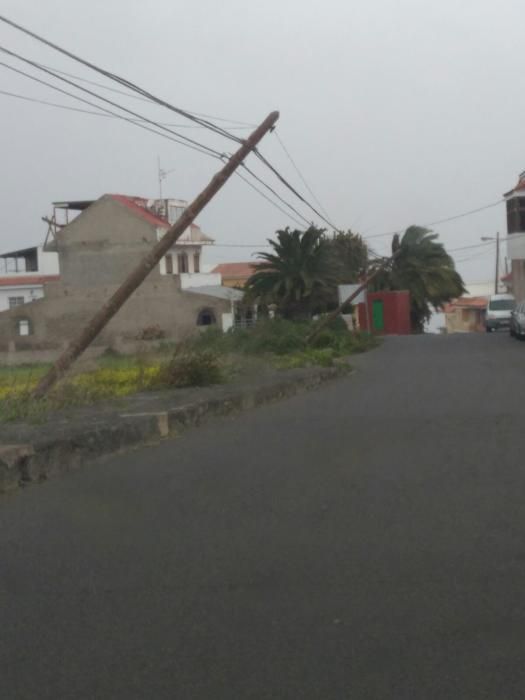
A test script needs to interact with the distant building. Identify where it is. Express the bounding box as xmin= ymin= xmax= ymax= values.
xmin=211 ymin=262 xmax=259 ymax=288
xmin=443 ymin=296 xmax=488 ymax=333
xmin=0 ymin=194 xmax=245 ymax=356
xmin=504 ymin=171 xmax=525 ymax=301
xmin=0 ymin=245 xmax=59 ymax=312
xmin=357 ymin=290 xmax=411 ymax=335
